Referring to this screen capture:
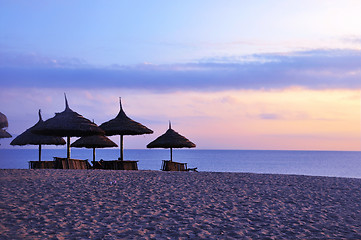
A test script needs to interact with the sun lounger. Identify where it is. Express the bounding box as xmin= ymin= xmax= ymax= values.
xmin=29 ymin=161 xmax=55 ymax=169
xmin=94 ymin=159 xmax=138 ymax=170
xmin=161 ymin=160 xmax=197 ymax=172
xmin=29 ymin=157 xmax=91 ymax=169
